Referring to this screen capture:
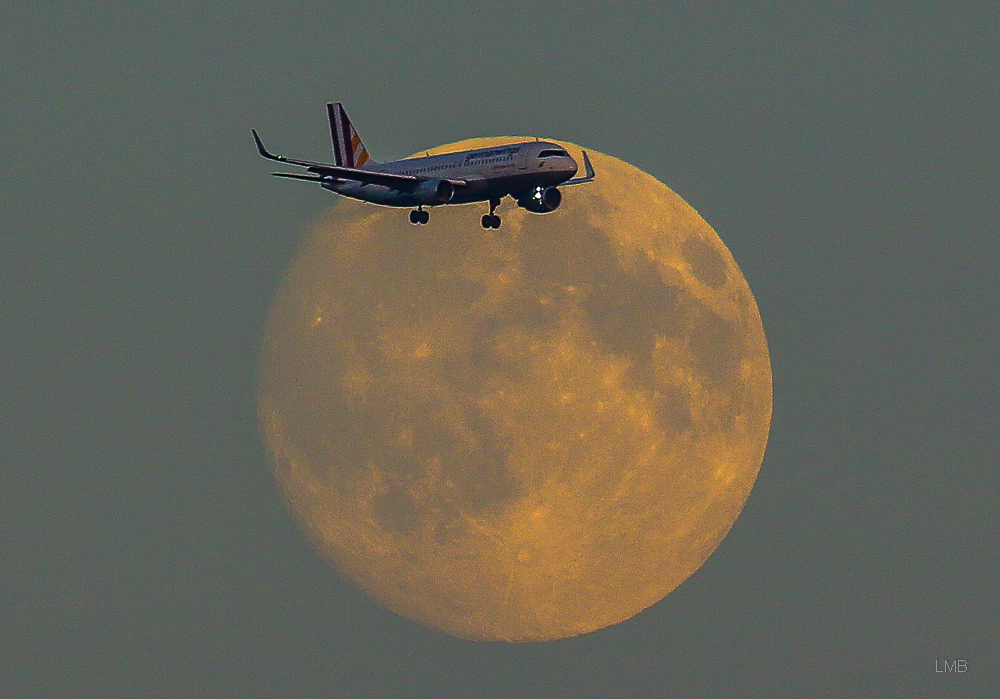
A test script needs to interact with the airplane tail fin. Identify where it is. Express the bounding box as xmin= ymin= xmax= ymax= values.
xmin=327 ymin=102 xmax=375 ymax=169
